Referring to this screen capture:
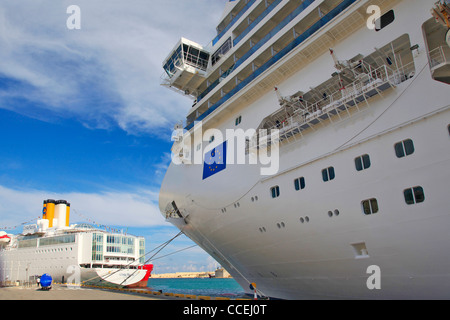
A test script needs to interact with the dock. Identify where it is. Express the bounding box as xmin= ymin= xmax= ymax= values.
xmin=0 ymin=283 xmax=251 ymax=300
xmin=0 ymin=284 xmax=178 ymax=300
